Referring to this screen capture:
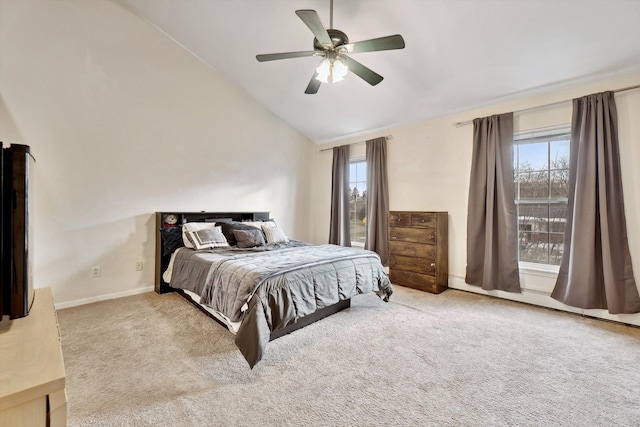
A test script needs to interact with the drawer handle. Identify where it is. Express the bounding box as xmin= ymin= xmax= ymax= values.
xmin=392 ymin=236 xmax=397 ymax=239
xmin=421 ymin=219 xmax=425 ymax=222
xmin=430 ymin=262 xmax=436 ymax=268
